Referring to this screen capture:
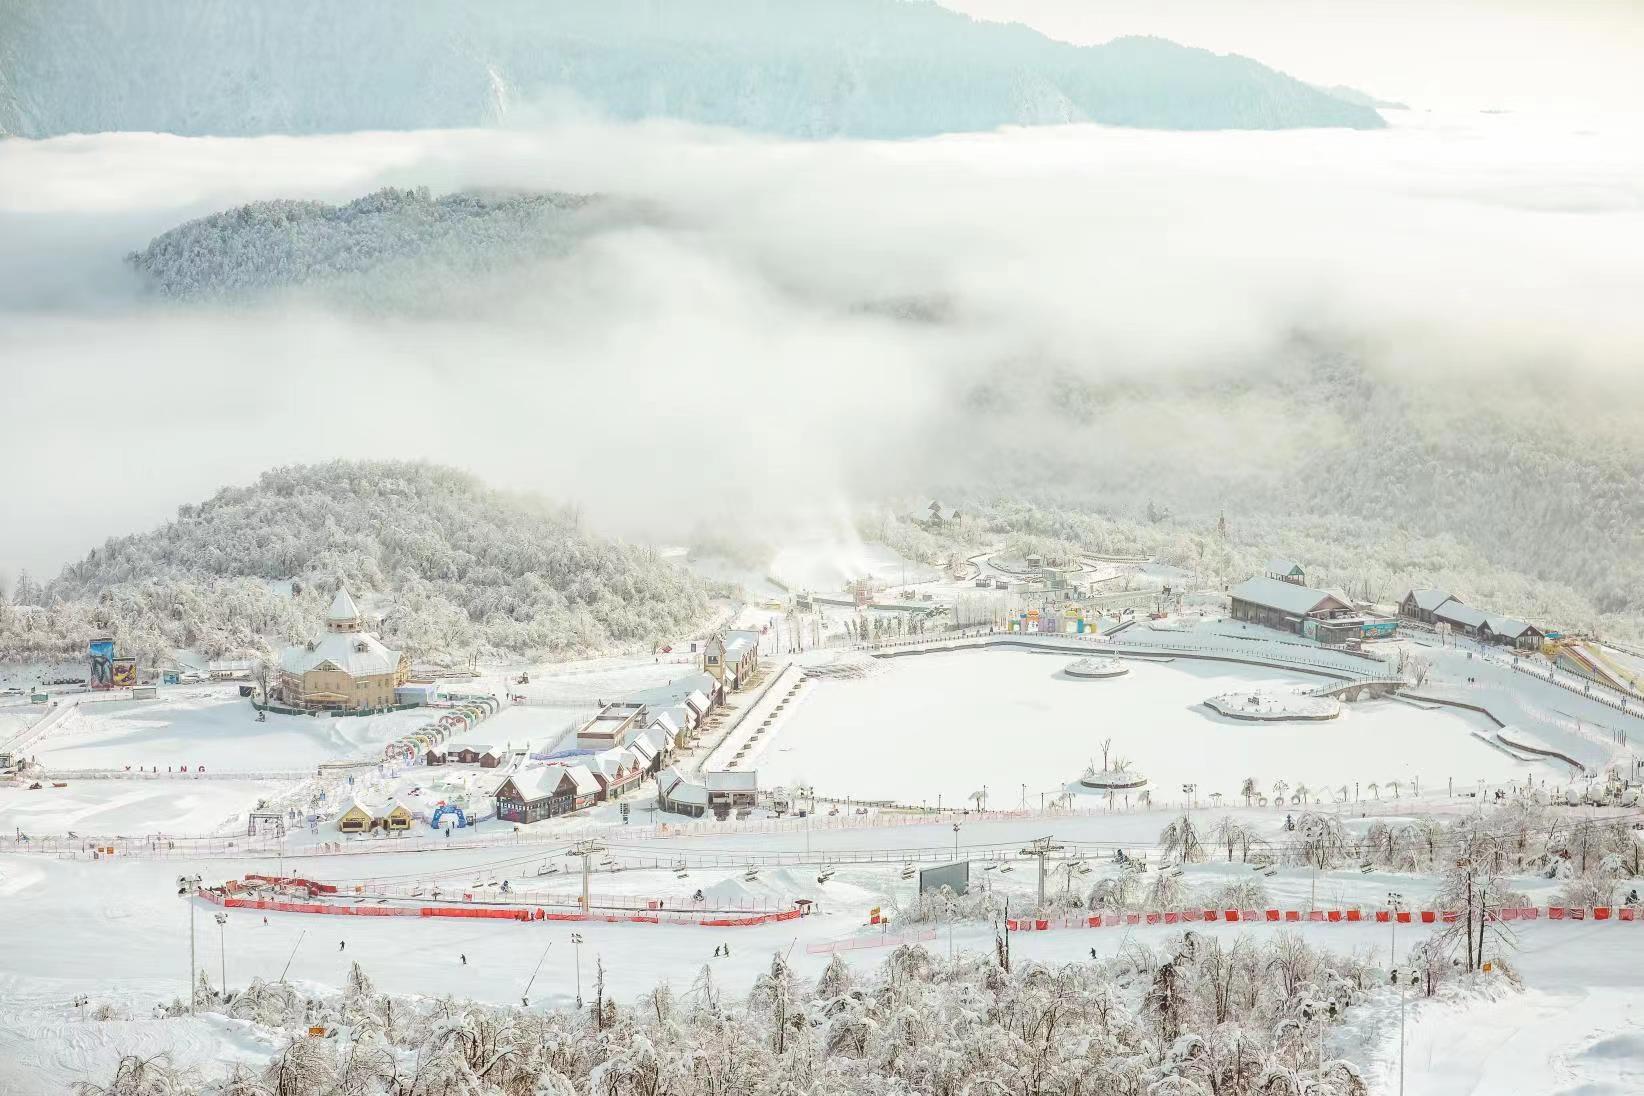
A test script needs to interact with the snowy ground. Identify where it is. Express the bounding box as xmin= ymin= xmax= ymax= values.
xmin=1204 ymin=690 xmax=1340 ymax=721
xmin=2 ymin=801 xmax=1640 ymax=1094
xmin=0 ymin=777 xmax=297 ymax=837
xmin=758 ymin=649 xmax=1539 ymax=806
xmin=25 ymin=690 xmax=439 ymax=772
